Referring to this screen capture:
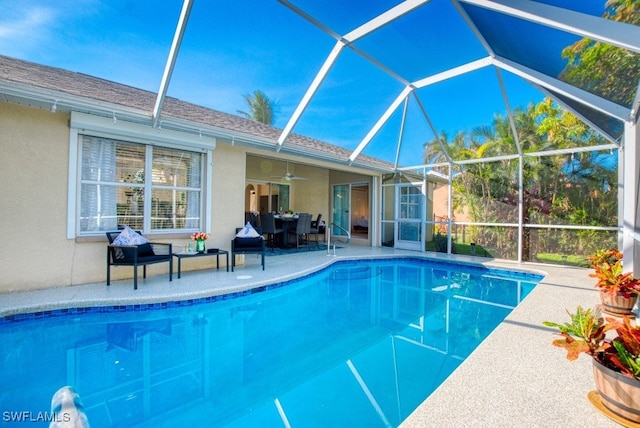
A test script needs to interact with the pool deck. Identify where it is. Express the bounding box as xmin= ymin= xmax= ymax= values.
xmin=0 ymin=246 xmax=618 ymax=427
